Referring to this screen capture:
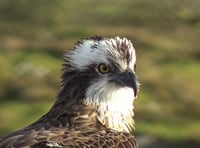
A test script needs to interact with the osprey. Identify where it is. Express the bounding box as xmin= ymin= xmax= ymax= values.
xmin=0 ymin=36 xmax=139 ymax=148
